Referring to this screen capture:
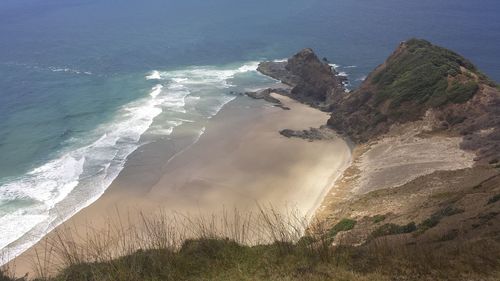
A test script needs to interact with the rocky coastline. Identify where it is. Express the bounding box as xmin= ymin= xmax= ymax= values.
xmin=254 ymin=39 xmax=500 ymax=251
xmin=257 ymin=39 xmax=500 ymax=165
xmin=257 ymin=48 xmax=347 ymax=110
